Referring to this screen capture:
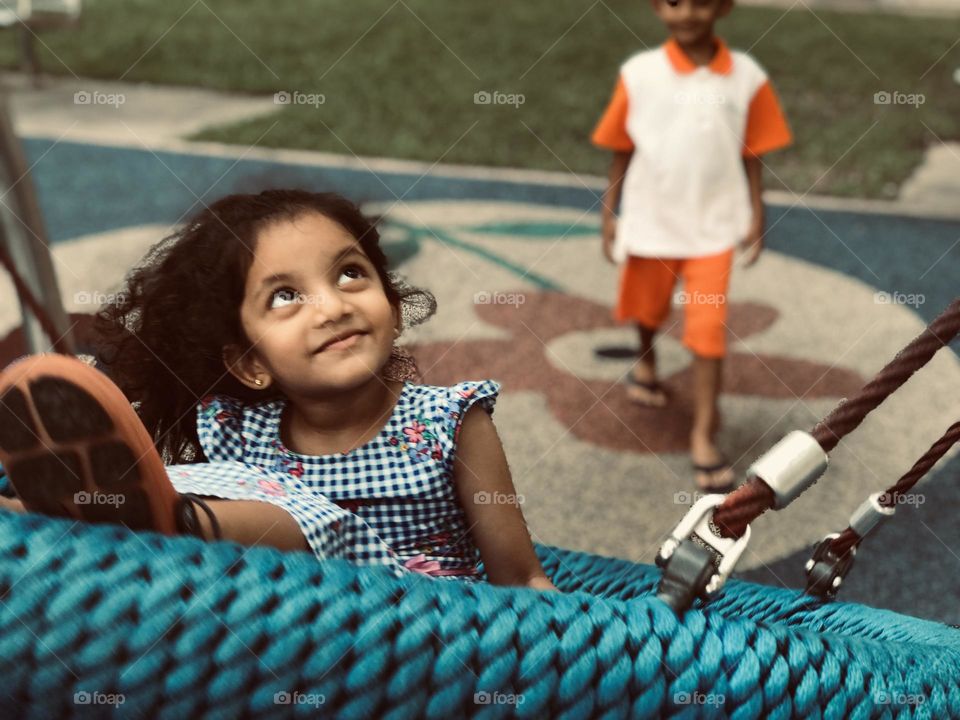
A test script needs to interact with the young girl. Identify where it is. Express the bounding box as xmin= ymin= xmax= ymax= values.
xmin=0 ymin=189 xmax=555 ymax=590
